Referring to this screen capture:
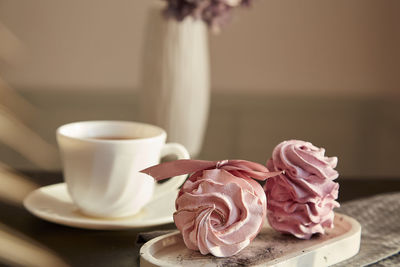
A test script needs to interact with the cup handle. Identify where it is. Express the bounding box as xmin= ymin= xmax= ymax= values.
xmin=152 ymin=143 xmax=190 ymax=200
